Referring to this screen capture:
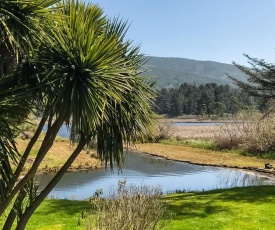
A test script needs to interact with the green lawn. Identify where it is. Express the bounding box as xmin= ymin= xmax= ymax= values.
xmin=0 ymin=199 xmax=90 ymax=230
xmin=1 ymin=186 xmax=275 ymax=230
xmin=166 ymin=186 xmax=275 ymax=230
